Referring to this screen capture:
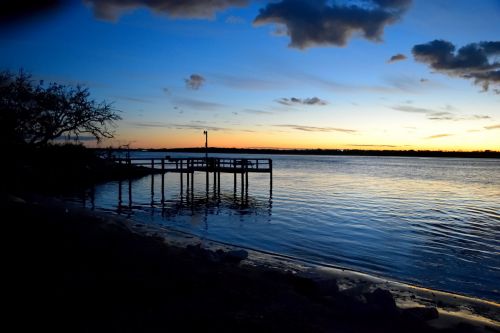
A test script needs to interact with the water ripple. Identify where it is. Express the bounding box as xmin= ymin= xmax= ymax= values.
xmin=82 ymin=154 xmax=500 ymax=302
